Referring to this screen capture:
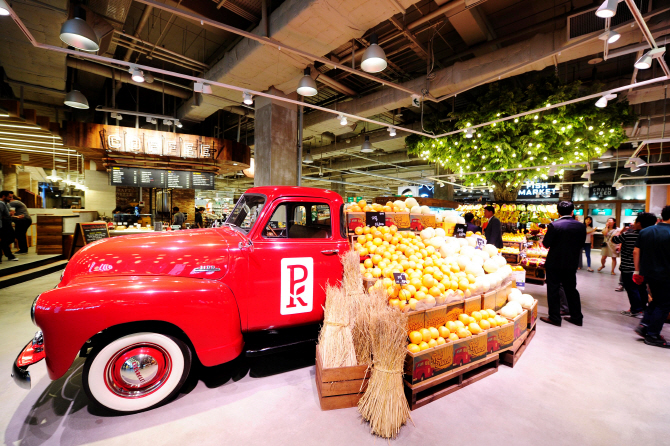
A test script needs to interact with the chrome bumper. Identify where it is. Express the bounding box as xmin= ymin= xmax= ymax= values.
xmin=11 ymin=331 xmax=45 ymax=389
